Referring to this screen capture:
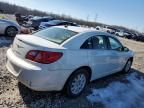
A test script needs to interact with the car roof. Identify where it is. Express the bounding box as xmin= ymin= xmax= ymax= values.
xmin=58 ymin=26 xmax=119 ymax=49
